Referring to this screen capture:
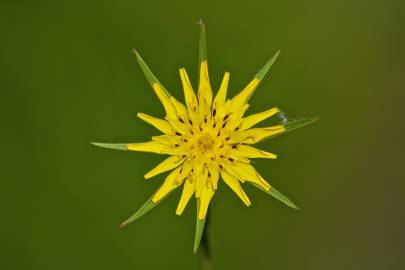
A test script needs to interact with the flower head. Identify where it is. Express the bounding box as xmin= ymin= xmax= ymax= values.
xmin=92 ymin=21 xmax=316 ymax=252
